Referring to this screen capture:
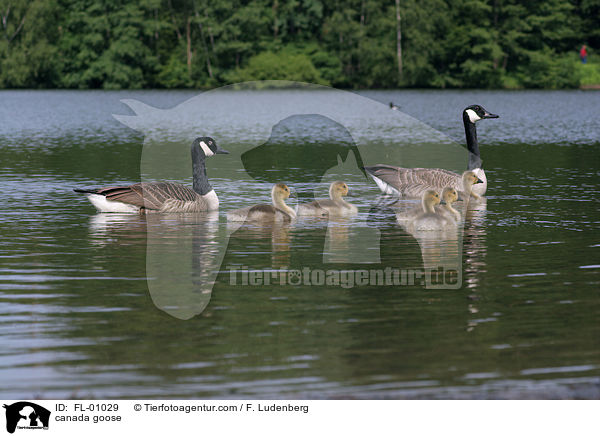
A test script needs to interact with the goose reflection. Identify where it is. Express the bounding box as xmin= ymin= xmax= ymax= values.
xmin=86 ymin=212 xmax=223 ymax=319
xmin=364 ymin=194 xmax=463 ymax=288
xmin=396 ymin=191 xmax=461 ymax=286
xmin=463 ymin=198 xmax=488 ymax=290
xmin=226 ymin=221 xmax=293 ymax=269
xmin=460 ymin=199 xmax=488 ymax=331
xmin=144 ymin=212 xmax=222 ymax=320
xmin=88 ymin=213 xmax=147 ymax=246
xmin=322 ymin=217 xmax=356 ymax=263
